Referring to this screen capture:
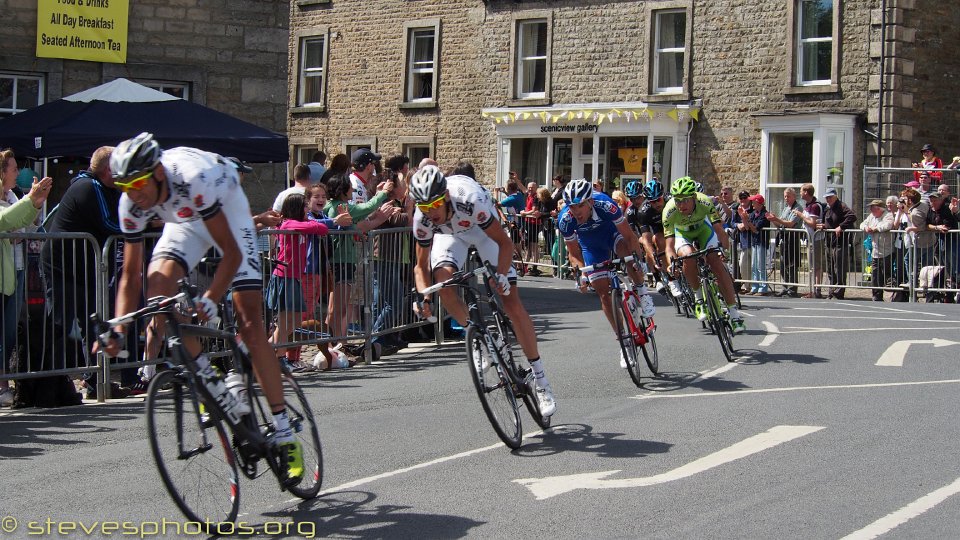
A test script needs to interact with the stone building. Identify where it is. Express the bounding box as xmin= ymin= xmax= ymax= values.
xmin=289 ymin=0 xmax=960 ymax=213
xmin=1 ymin=0 xmax=290 ymax=211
